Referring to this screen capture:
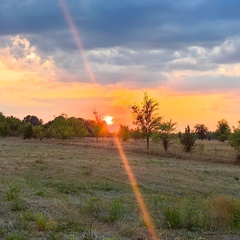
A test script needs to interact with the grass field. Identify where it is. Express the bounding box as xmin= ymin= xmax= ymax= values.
xmin=0 ymin=137 xmax=240 ymax=239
